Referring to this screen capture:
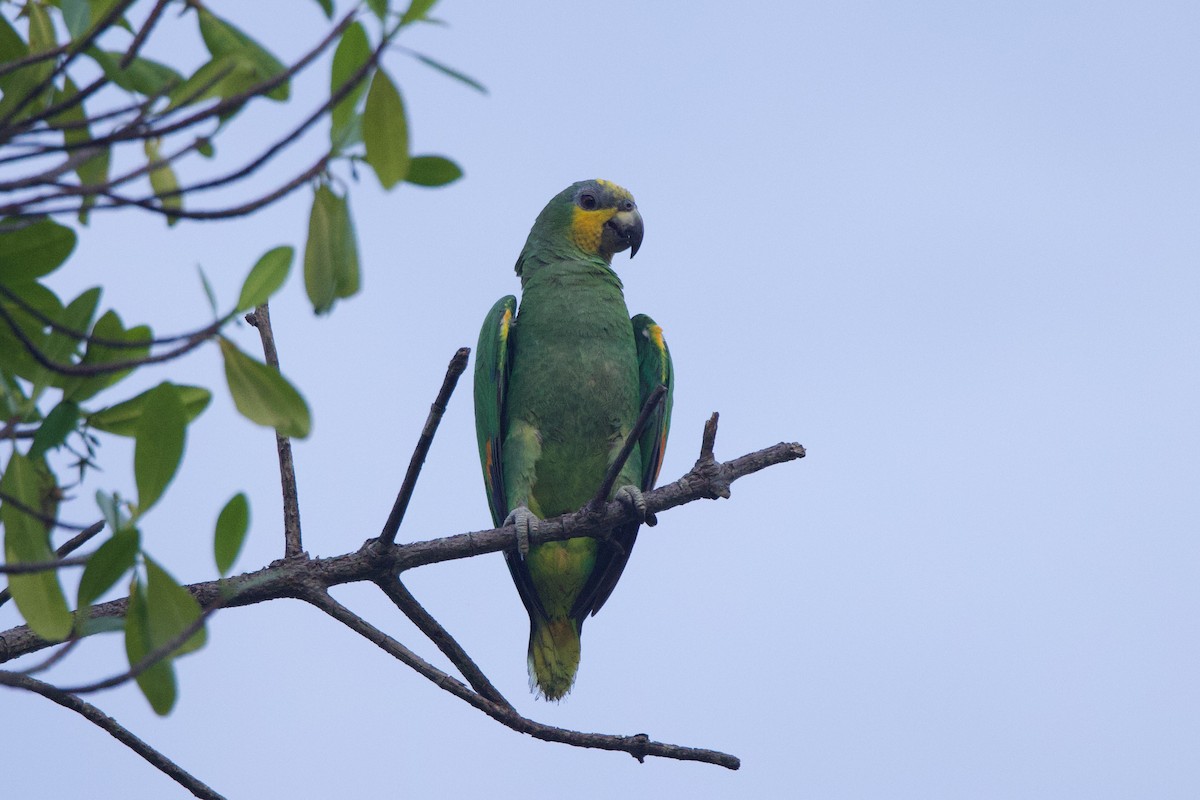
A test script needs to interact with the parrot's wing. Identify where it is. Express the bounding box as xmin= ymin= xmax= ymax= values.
xmin=631 ymin=314 xmax=674 ymax=493
xmin=576 ymin=314 xmax=675 ymax=621
xmin=474 ymin=296 xmax=546 ymax=621
xmin=473 ymin=296 xmax=517 ymax=528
